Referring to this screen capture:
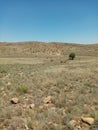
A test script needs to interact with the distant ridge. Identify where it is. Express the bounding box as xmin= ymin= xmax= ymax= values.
xmin=0 ymin=41 xmax=98 ymax=57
